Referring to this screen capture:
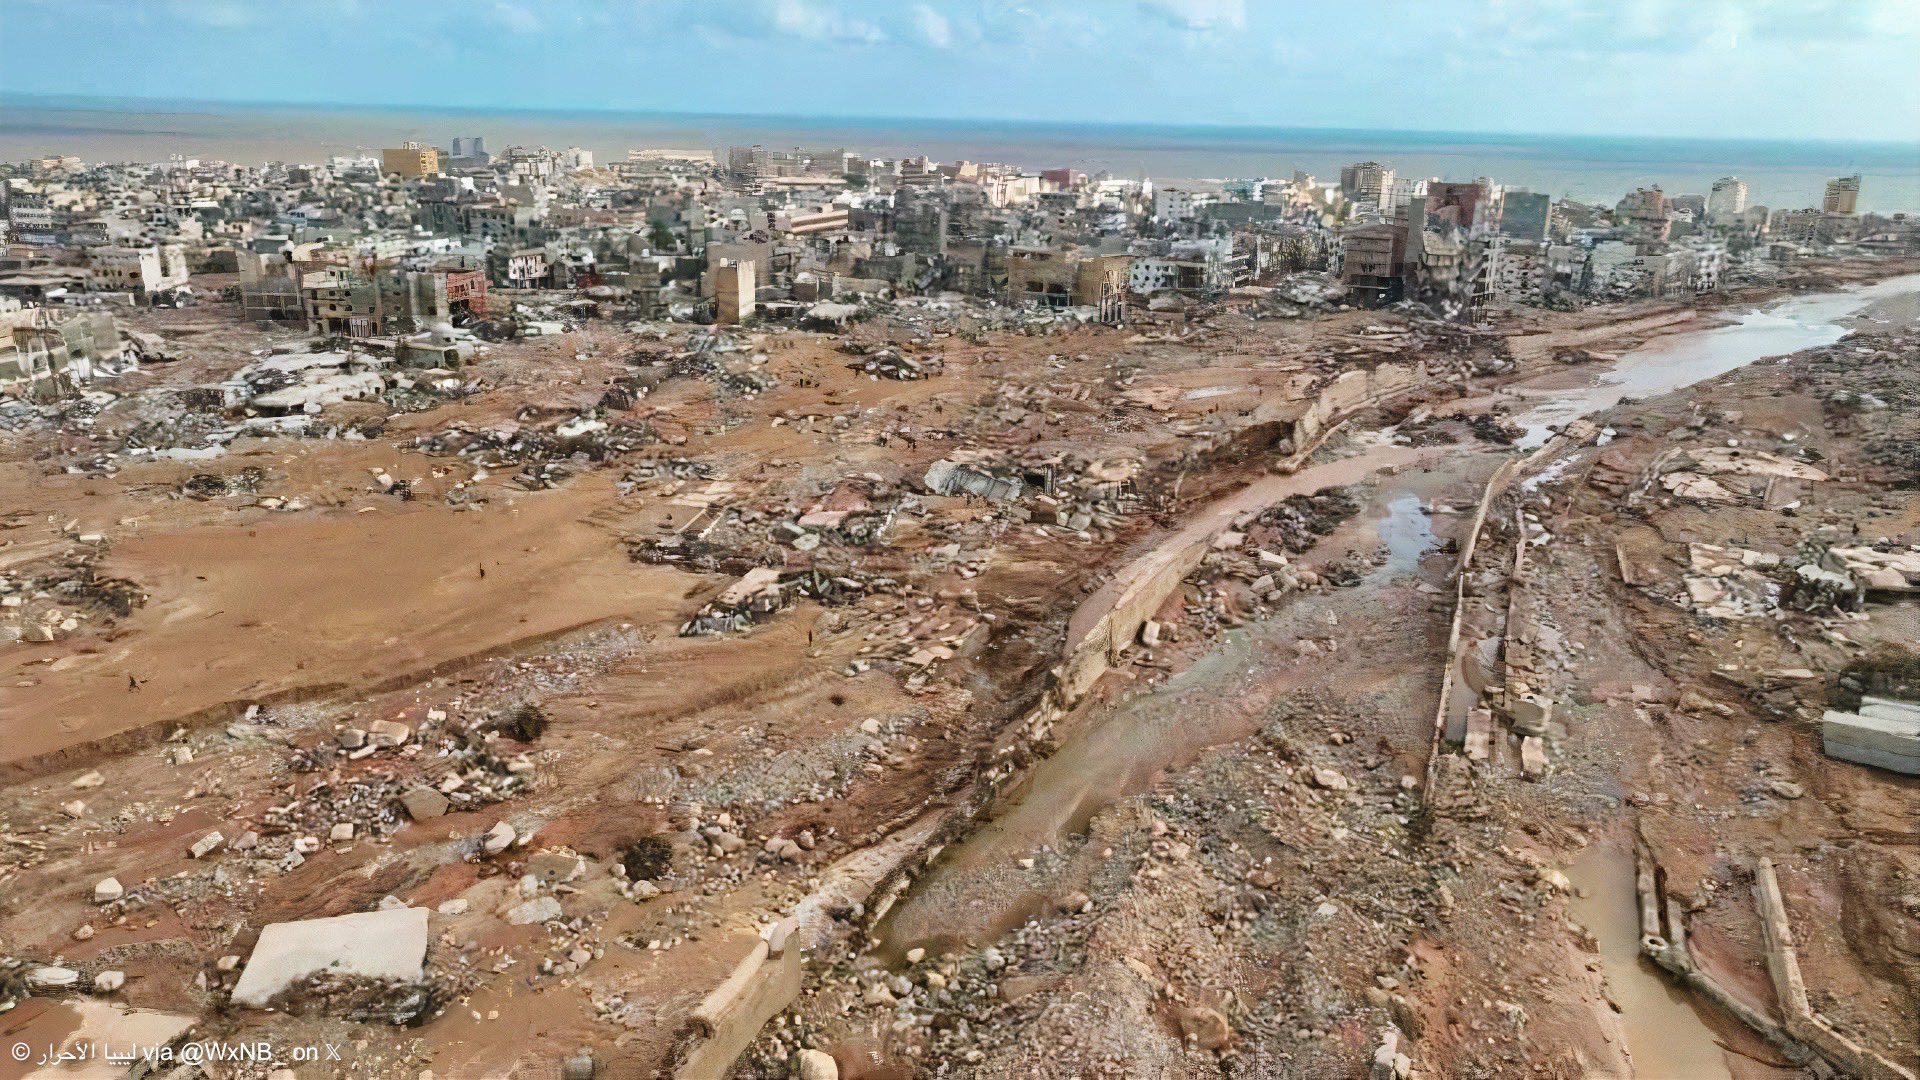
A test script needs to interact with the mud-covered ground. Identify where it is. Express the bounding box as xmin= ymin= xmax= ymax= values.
xmin=1 ymin=260 xmax=1916 ymax=1079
